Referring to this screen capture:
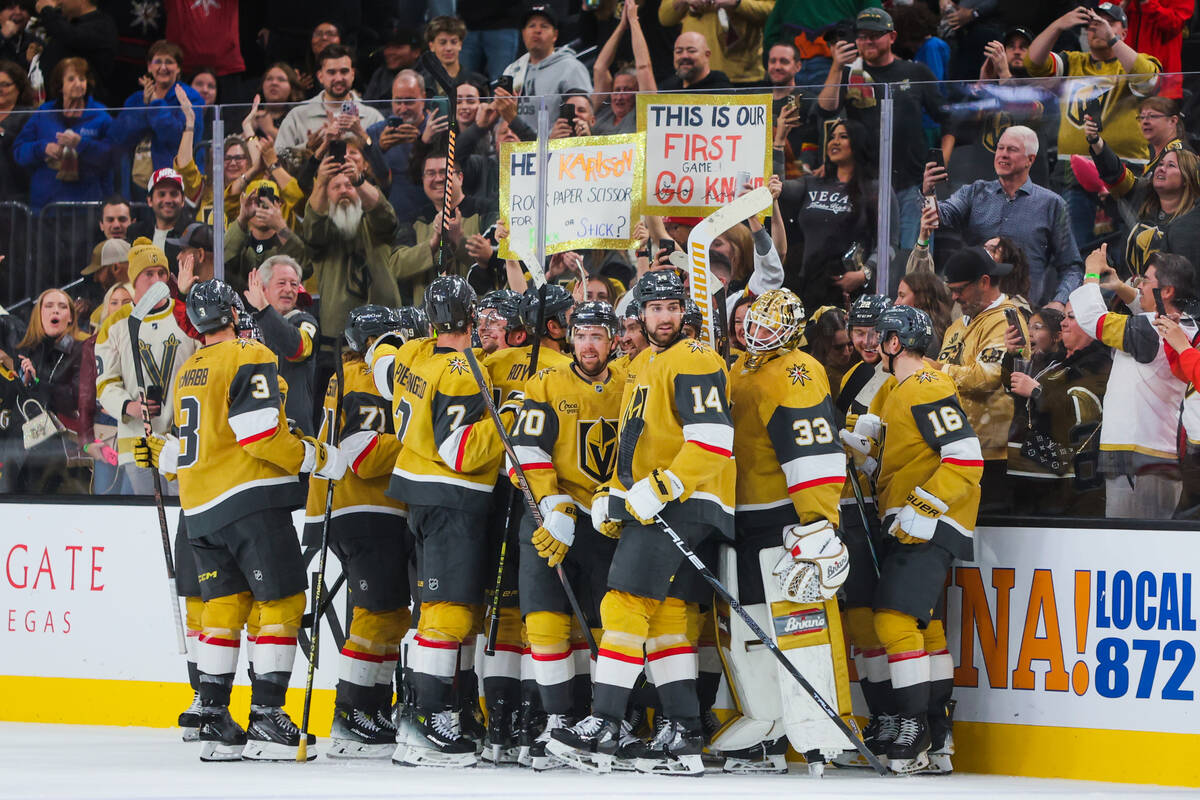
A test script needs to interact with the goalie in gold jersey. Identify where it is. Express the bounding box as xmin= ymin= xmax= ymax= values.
xmin=507 ymin=301 xmax=625 ymax=769
xmin=135 ymin=280 xmax=347 ymax=762
xmin=851 ymin=305 xmax=982 ymax=775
